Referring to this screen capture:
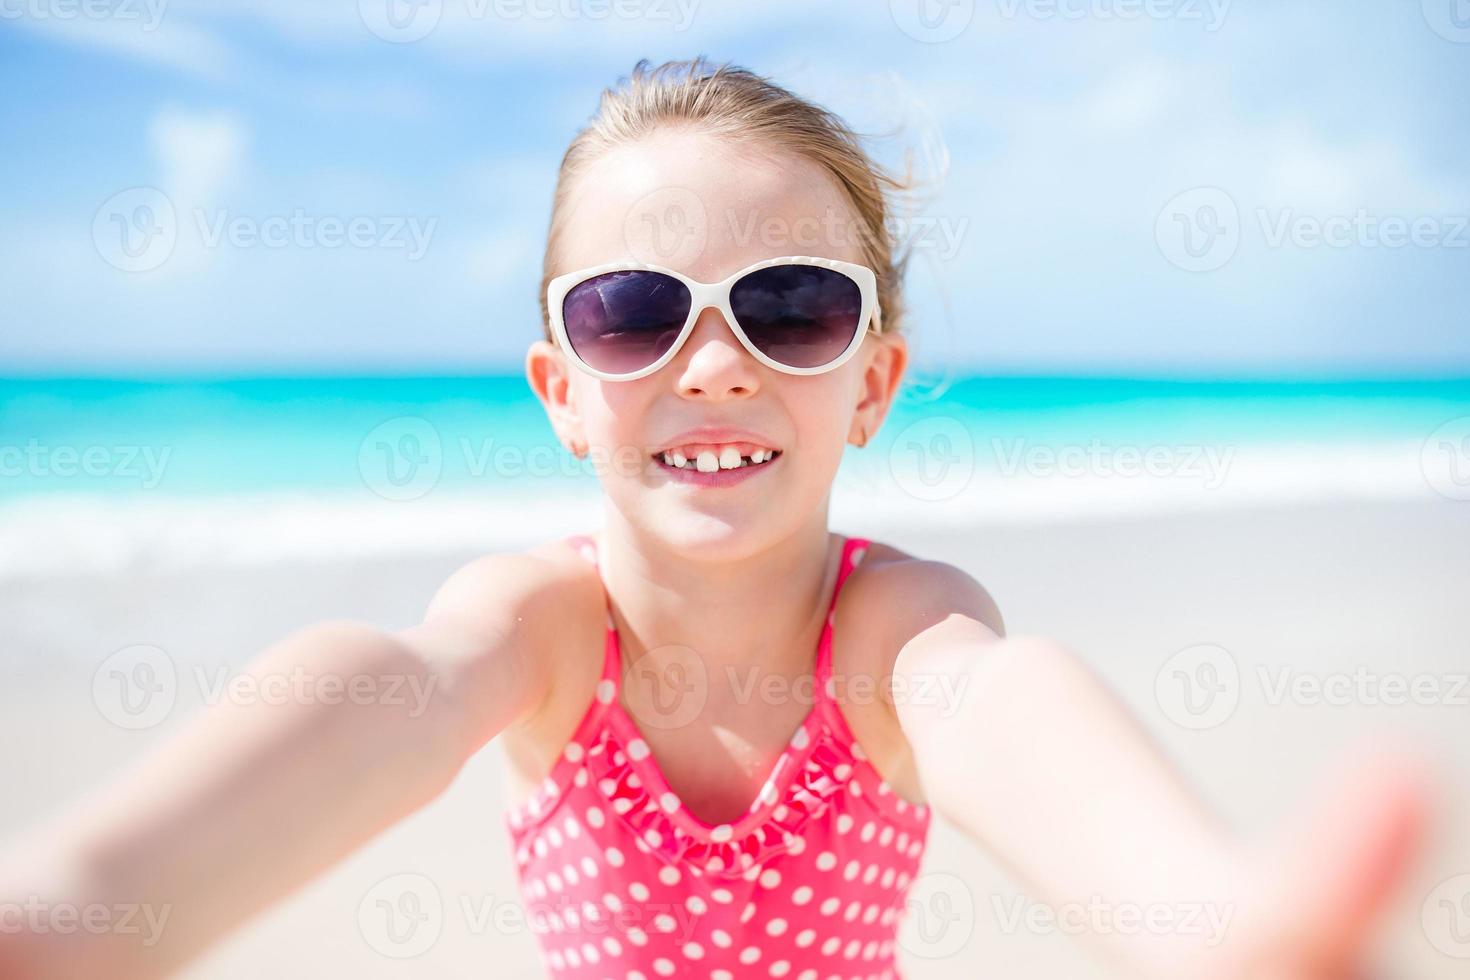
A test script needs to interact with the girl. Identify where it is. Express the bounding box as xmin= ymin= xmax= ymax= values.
xmin=0 ymin=58 xmax=1433 ymax=980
